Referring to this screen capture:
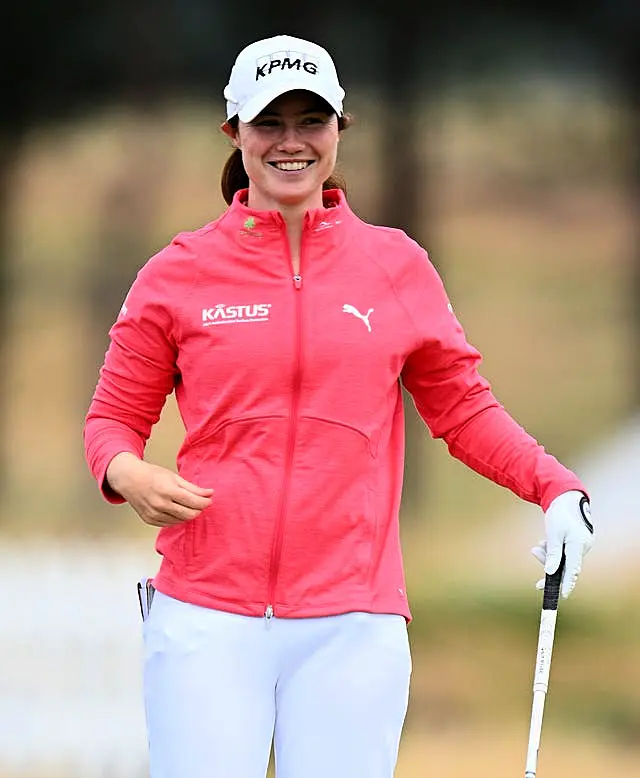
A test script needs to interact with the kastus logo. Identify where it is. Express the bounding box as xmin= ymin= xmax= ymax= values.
xmin=202 ymin=303 xmax=272 ymax=326
xmin=255 ymin=51 xmax=318 ymax=81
